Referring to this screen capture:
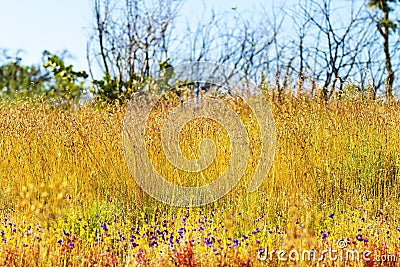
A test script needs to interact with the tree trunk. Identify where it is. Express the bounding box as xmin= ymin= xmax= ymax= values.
xmin=382 ymin=9 xmax=395 ymax=101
